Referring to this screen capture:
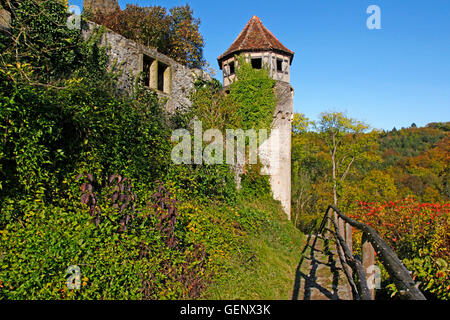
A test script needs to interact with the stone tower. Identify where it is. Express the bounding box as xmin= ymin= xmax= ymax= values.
xmin=217 ymin=16 xmax=294 ymax=219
